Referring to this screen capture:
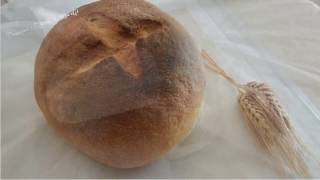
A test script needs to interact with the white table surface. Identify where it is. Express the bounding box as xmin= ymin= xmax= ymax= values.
xmin=2 ymin=0 xmax=320 ymax=178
